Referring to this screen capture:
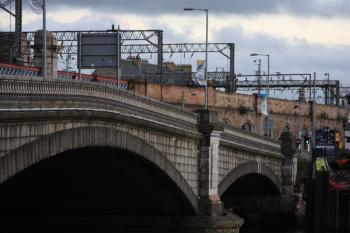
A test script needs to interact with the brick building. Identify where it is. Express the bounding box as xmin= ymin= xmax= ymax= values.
xmin=128 ymin=81 xmax=347 ymax=150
